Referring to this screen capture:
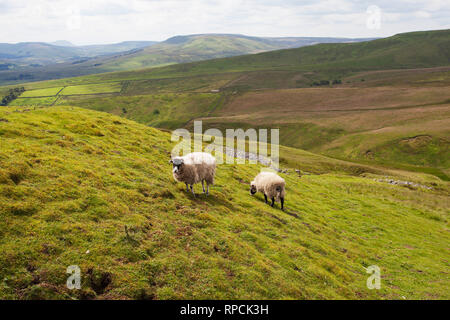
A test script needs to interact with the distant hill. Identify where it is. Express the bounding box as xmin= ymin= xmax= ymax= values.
xmin=0 ymin=34 xmax=372 ymax=85
xmin=0 ymin=41 xmax=158 ymax=68
xmin=0 ymin=42 xmax=83 ymax=66
xmin=150 ymin=29 xmax=450 ymax=77
xmin=3 ymin=29 xmax=448 ymax=177
xmin=91 ymin=34 xmax=375 ymax=72
xmin=48 ymin=40 xmax=76 ymax=47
